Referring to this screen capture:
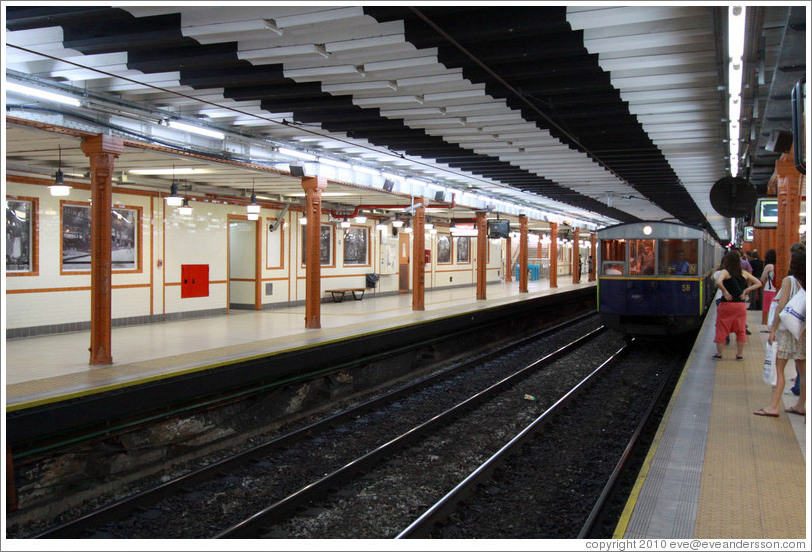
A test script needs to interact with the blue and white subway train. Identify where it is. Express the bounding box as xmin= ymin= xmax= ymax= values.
xmin=597 ymin=221 xmax=724 ymax=336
